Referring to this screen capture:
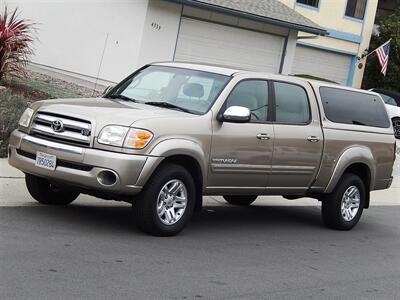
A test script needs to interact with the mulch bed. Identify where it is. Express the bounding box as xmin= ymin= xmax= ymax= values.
xmin=1 ymin=70 xmax=102 ymax=102
xmin=4 ymin=81 xmax=51 ymax=101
